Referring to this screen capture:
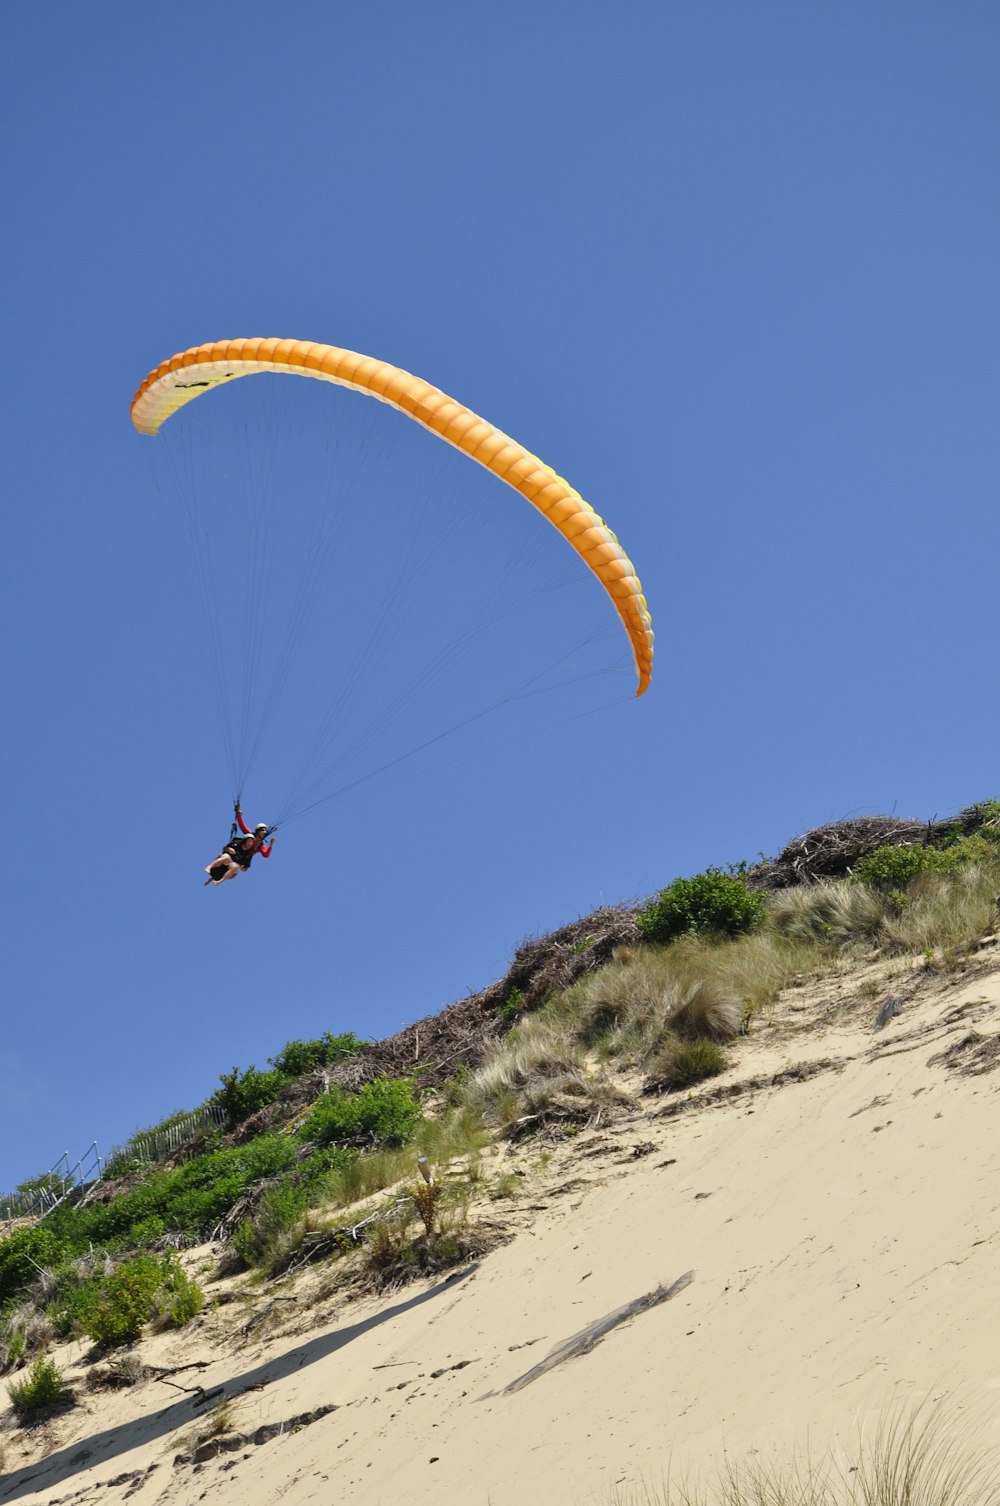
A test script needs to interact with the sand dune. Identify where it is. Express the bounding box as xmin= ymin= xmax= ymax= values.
xmin=4 ymin=944 xmax=1000 ymax=1504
